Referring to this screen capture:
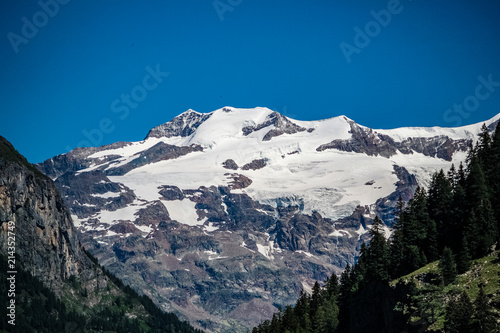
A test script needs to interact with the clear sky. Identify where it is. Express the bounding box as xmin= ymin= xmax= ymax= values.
xmin=1 ymin=0 xmax=500 ymax=163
